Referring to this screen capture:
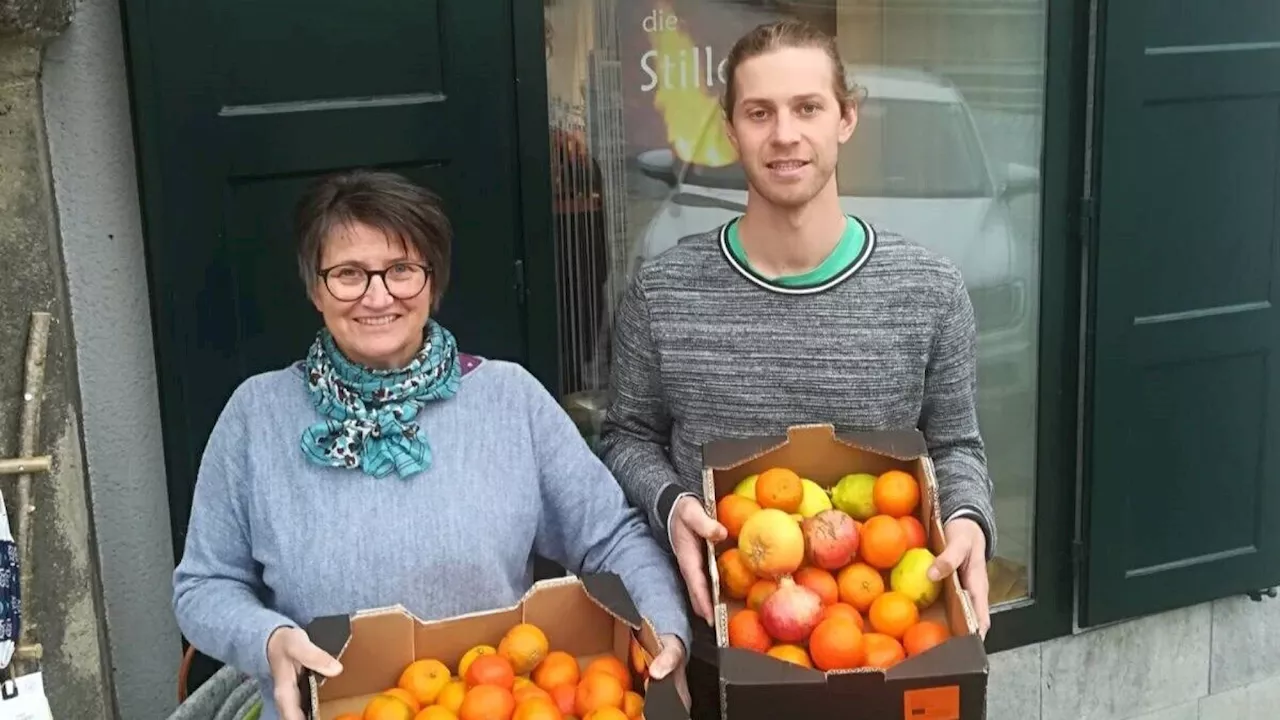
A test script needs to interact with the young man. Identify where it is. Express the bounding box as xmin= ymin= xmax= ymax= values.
xmin=598 ymin=19 xmax=995 ymax=651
